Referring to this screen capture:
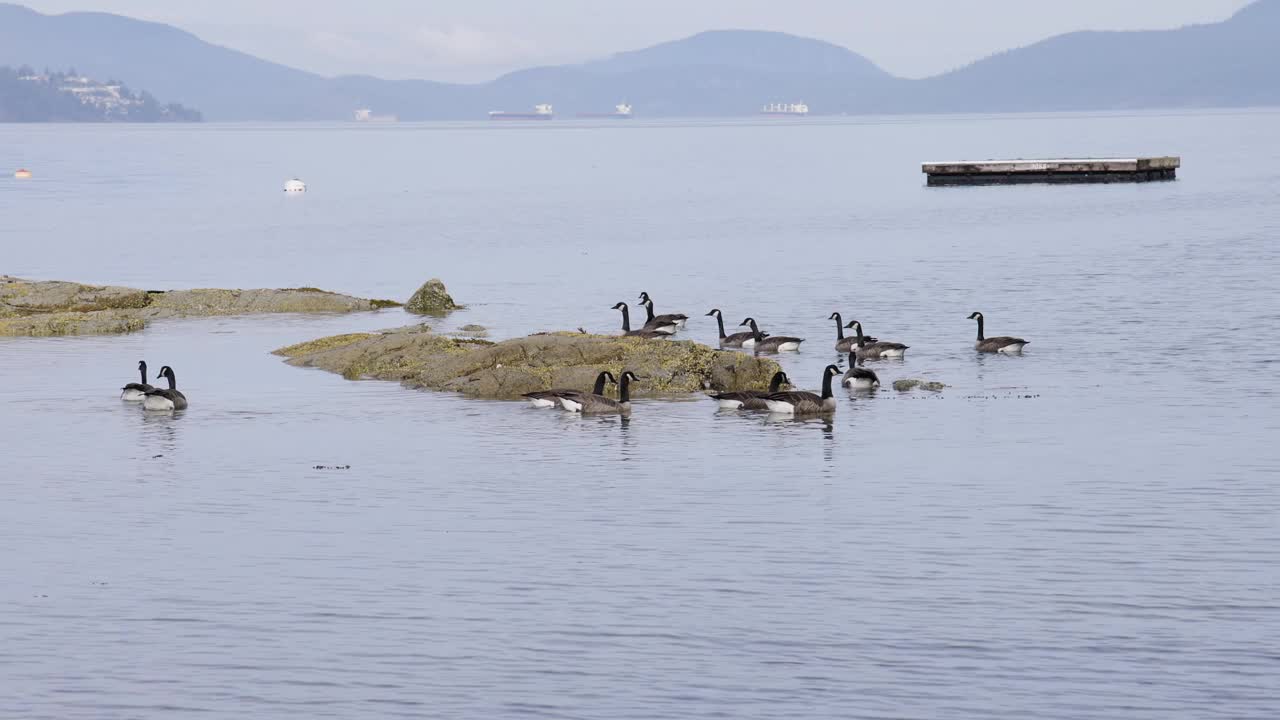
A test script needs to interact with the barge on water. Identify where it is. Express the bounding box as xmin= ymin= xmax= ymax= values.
xmin=922 ymin=157 xmax=1180 ymax=186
